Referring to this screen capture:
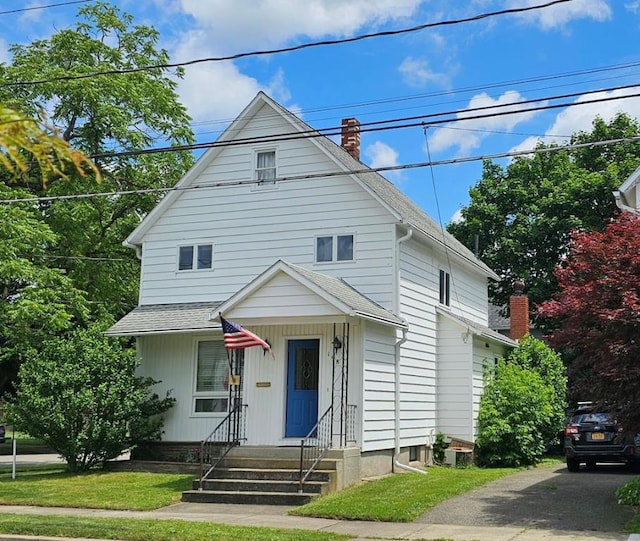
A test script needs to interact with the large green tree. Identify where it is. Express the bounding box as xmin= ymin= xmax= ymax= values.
xmin=0 ymin=1 xmax=195 ymax=321
xmin=448 ymin=114 xmax=640 ymax=314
